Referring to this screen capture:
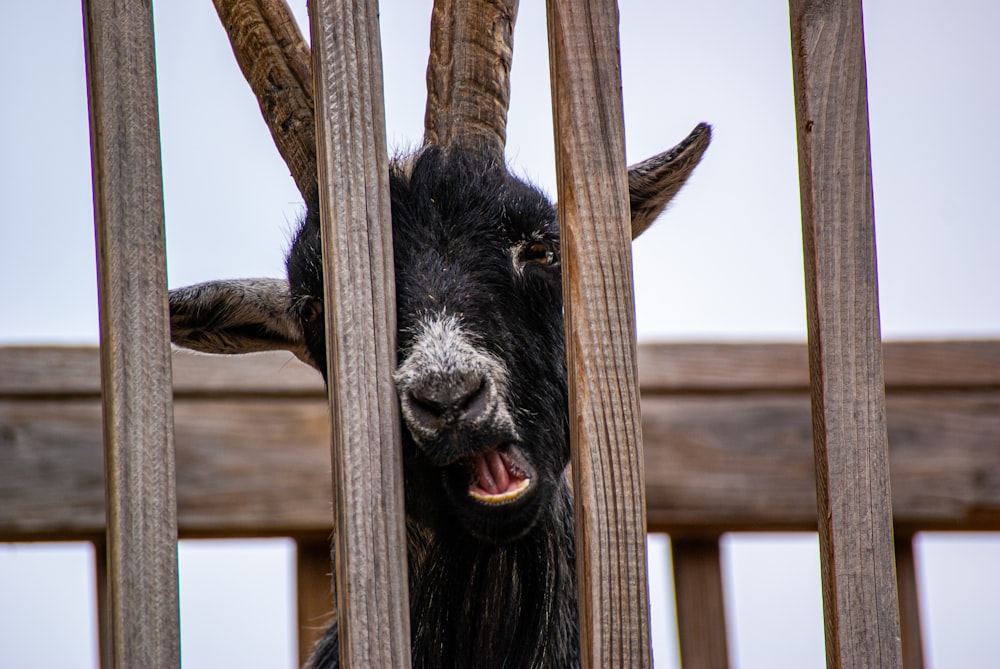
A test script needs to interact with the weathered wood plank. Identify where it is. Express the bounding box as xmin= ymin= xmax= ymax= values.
xmin=2 ymin=345 xmax=999 ymax=541
xmin=0 ymin=393 xmax=997 ymax=534
xmin=671 ymin=537 xmax=731 ymax=669
xmin=546 ymin=0 xmax=652 ymax=664
xmin=82 ymin=0 xmax=180 ymax=666
xmin=0 ymin=399 xmax=330 ymax=541
xmin=308 ymin=0 xmax=410 ymax=665
xmin=638 ymin=343 xmax=812 ymax=393
xmin=642 ymin=391 xmax=1000 ymax=534
xmin=789 ymin=0 xmax=902 ymax=665
xmin=0 ymin=348 xmax=322 ymax=398
xmin=638 ymin=340 xmax=1000 ymax=393
xmin=6 ymin=340 xmax=995 ymax=398
xmin=1 ymin=393 xmax=990 ymax=537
